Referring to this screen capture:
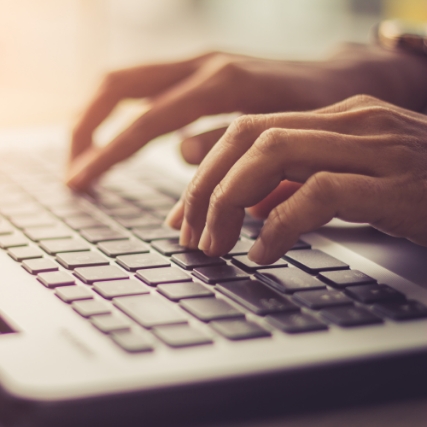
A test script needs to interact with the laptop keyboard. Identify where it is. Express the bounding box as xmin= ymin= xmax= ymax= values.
xmin=0 ymin=151 xmax=427 ymax=354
